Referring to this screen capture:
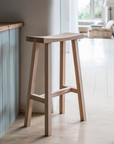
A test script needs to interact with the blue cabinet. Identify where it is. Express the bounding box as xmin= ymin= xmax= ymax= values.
xmin=0 ymin=28 xmax=20 ymax=137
